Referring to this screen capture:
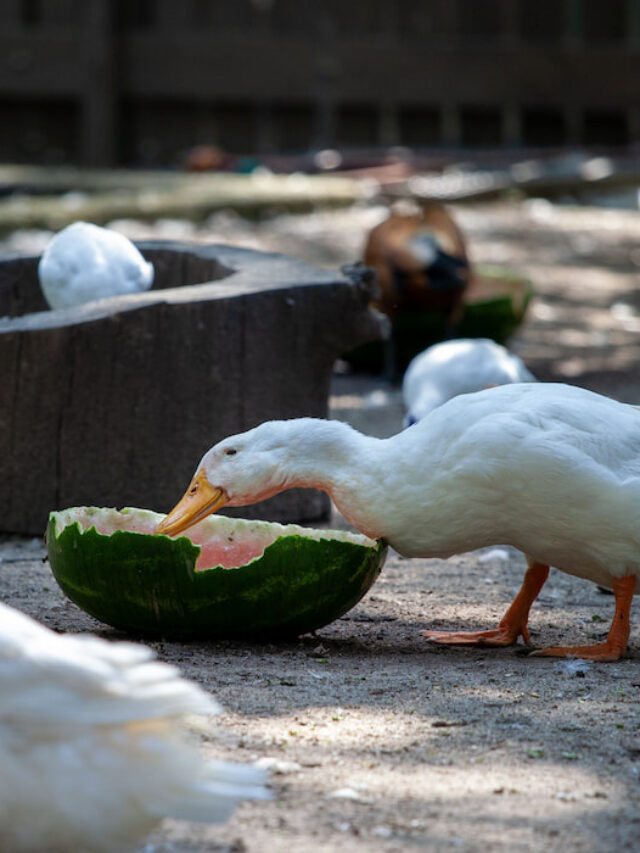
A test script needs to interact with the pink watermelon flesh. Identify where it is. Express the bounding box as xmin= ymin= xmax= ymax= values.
xmin=67 ymin=509 xmax=302 ymax=570
xmin=192 ymin=530 xmax=276 ymax=570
